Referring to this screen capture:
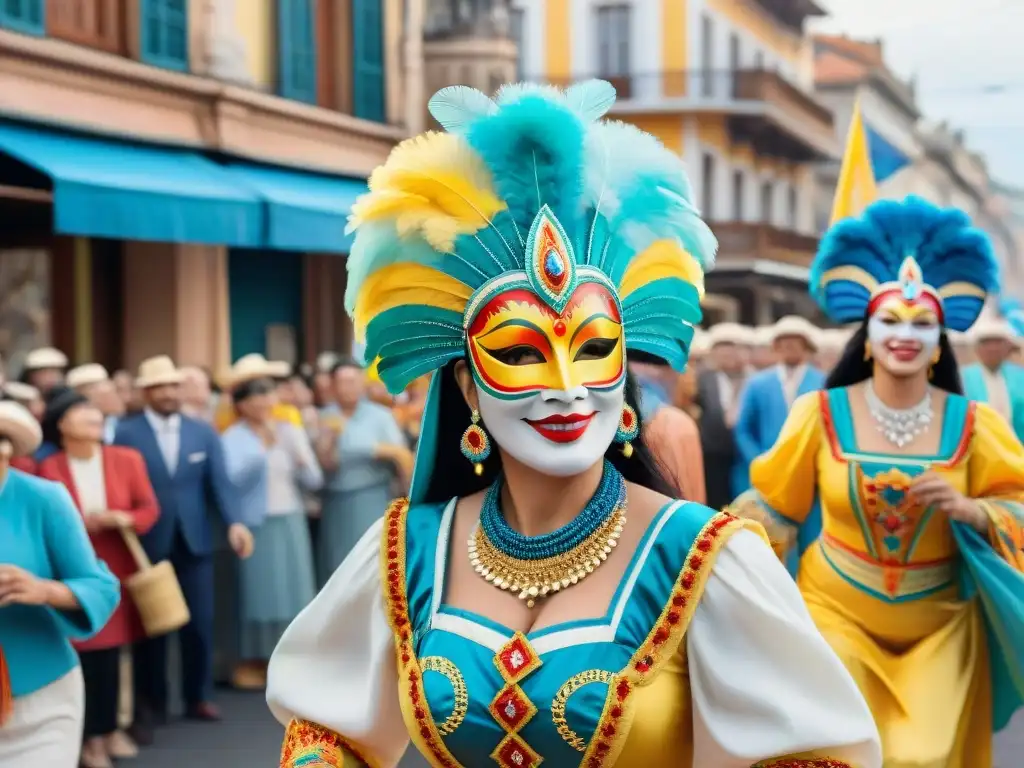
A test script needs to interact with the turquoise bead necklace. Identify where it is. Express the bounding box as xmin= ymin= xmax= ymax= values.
xmin=468 ymin=460 xmax=628 ymax=607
